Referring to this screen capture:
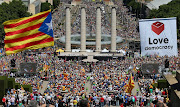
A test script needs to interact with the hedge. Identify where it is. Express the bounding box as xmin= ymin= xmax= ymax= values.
xmin=0 ymin=76 xmax=8 ymax=104
xmin=7 ymin=78 xmax=15 ymax=89
xmin=15 ymin=83 xmax=32 ymax=93
xmin=10 ymin=69 xmax=17 ymax=73
xmin=158 ymin=79 xmax=168 ymax=89
xmin=0 ymin=76 xmax=32 ymax=104
xmin=15 ymin=83 xmax=21 ymax=89
xmin=22 ymin=85 xmax=32 ymax=93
